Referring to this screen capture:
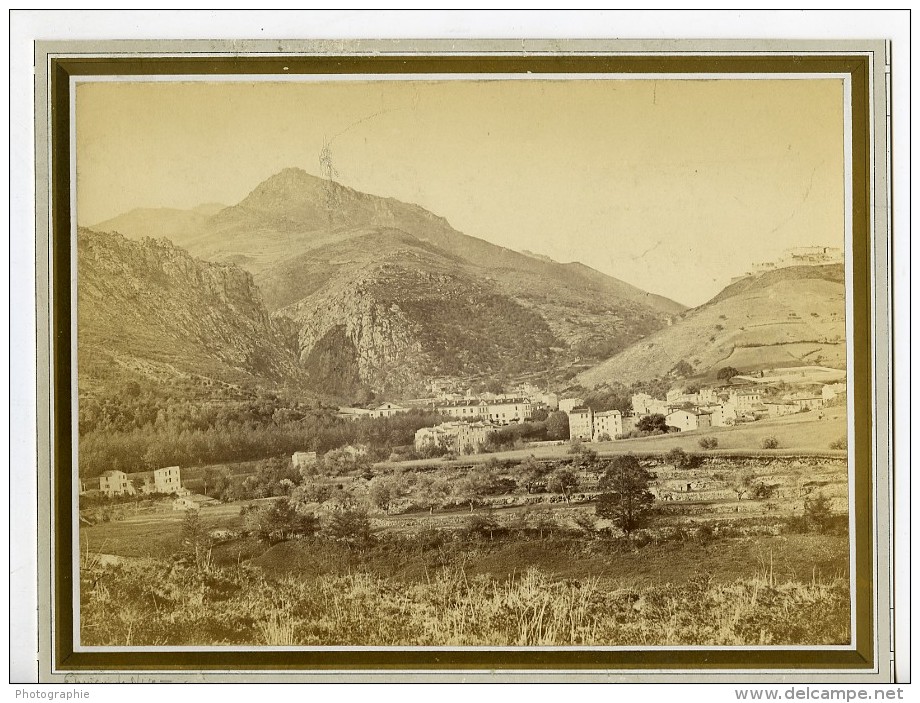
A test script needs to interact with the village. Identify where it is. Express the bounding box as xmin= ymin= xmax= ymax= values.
xmin=79 ymin=365 xmax=848 ymax=508
xmin=362 ymin=366 xmax=847 ymax=457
